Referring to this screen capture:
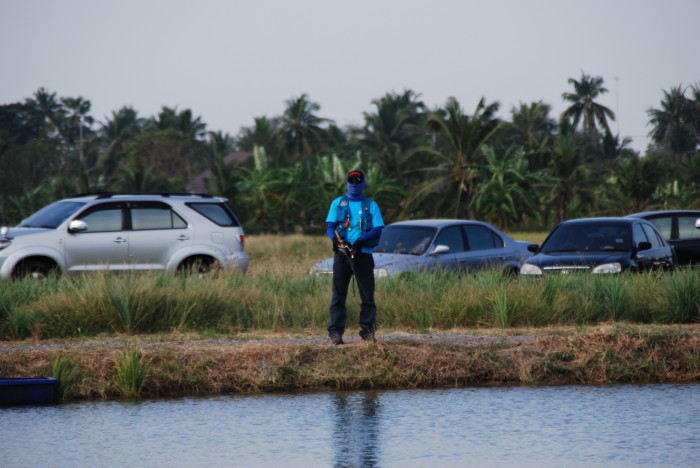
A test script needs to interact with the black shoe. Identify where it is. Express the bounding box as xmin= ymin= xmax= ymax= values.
xmin=361 ymin=331 xmax=376 ymax=343
xmin=330 ymin=333 xmax=344 ymax=345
